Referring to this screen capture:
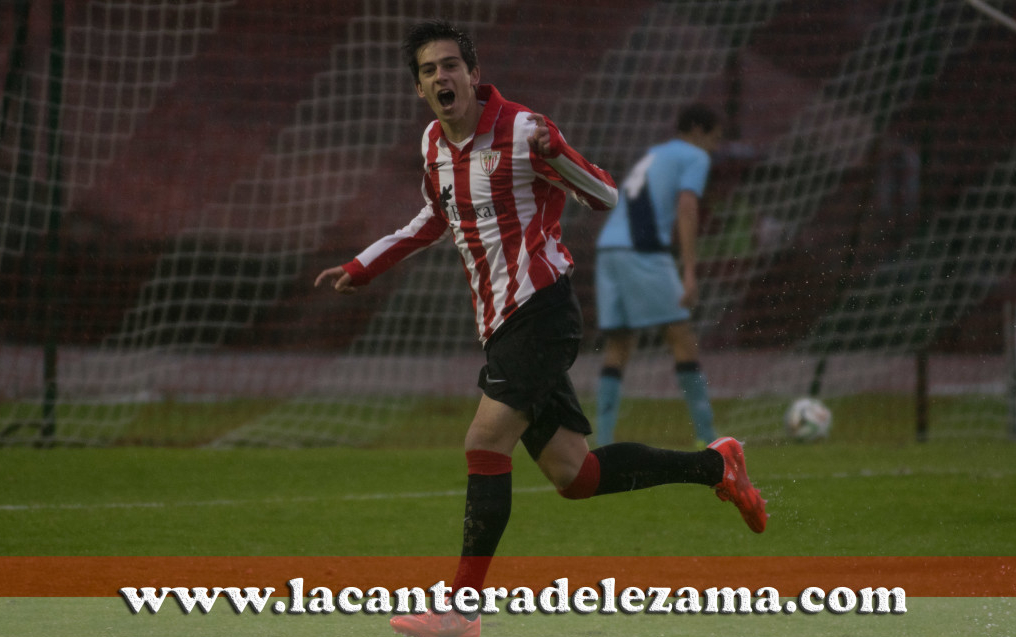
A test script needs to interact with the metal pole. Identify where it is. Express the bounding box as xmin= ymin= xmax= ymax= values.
xmin=915 ymin=348 xmax=929 ymax=442
xmin=1006 ymin=301 xmax=1016 ymax=441
xmin=40 ymin=0 xmax=66 ymax=446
